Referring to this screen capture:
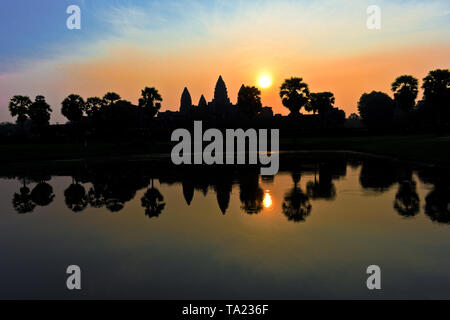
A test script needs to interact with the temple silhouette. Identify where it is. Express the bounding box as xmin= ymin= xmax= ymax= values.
xmin=159 ymin=75 xmax=273 ymax=122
